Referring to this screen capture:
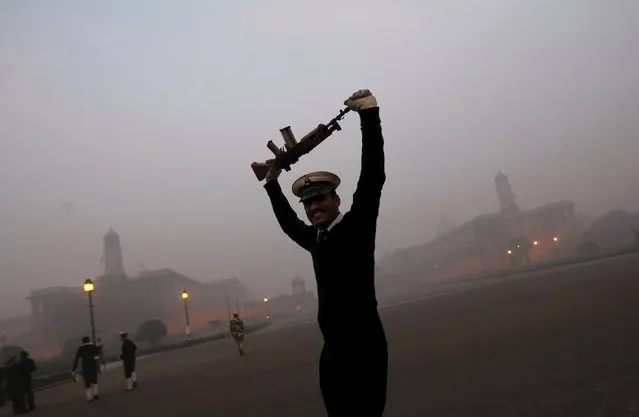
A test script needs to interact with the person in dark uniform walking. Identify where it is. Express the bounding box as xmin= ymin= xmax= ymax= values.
xmin=0 ymin=363 xmax=5 ymax=409
xmin=71 ymin=336 xmax=100 ymax=403
xmin=4 ymin=357 xmax=26 ymax=415
xmin=261 ymin=89 xmax=388 ymax=416
xmin=18 ymin=351 xmax=36 ymax=412
xmin=119 ymin=331 xmax=137 ymax=391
